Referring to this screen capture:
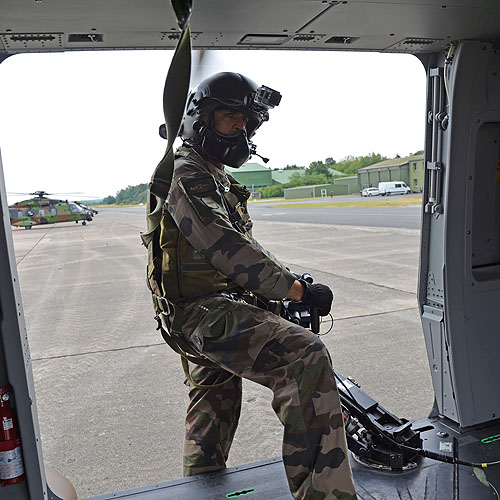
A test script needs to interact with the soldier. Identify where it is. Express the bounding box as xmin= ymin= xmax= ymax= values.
xmin=150 ymin=72 xmax=357 ymax=499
